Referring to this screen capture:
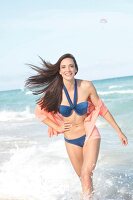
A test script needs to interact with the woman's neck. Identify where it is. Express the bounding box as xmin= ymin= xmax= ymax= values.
xmin=63 ymin=78 xmax=75 ymax=91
